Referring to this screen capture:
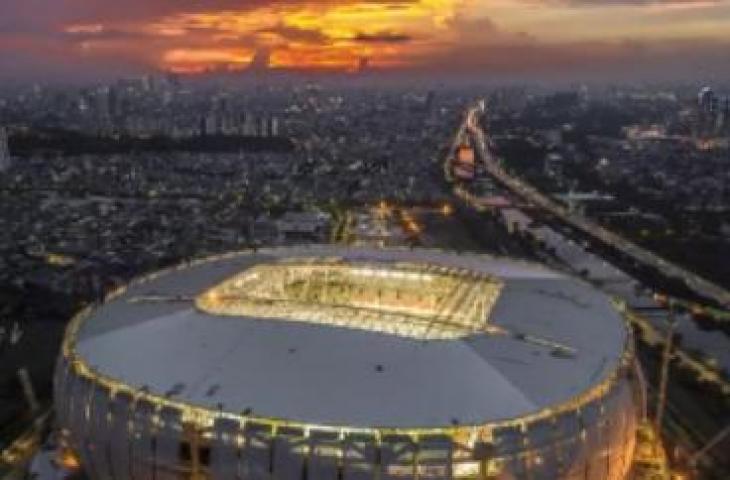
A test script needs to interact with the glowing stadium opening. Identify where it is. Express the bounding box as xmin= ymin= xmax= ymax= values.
xmin=350 ymin=267 xmax=434 ymax=281
xmin=196 ymin=259 xmax=503 ymax=340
